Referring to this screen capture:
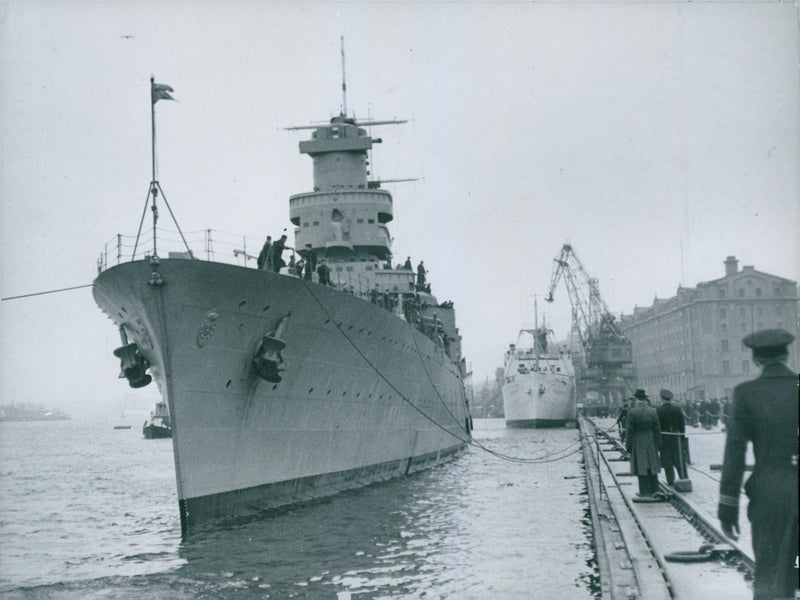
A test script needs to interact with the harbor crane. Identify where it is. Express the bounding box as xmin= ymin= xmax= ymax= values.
xmin=545 ymin=243 xmax=636 ymax=406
